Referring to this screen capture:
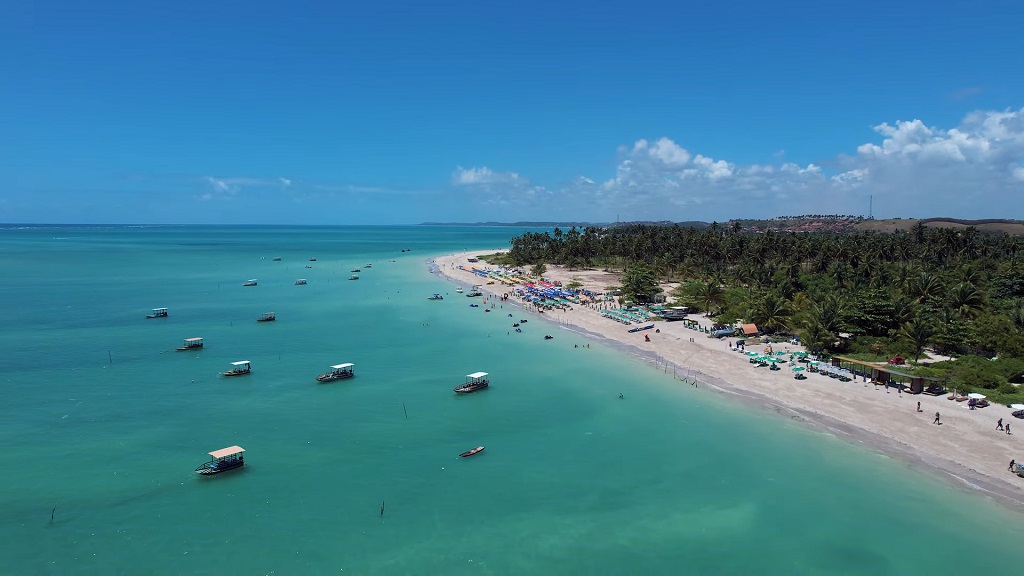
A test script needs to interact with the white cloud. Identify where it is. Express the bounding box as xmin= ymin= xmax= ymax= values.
xmin=200 ymin=176 xmax=294 ymax=200
xmin=452 ymin=166 xmax=525 ymax=186
xmin=453 ymin=107 xmax=1024 ymax=221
